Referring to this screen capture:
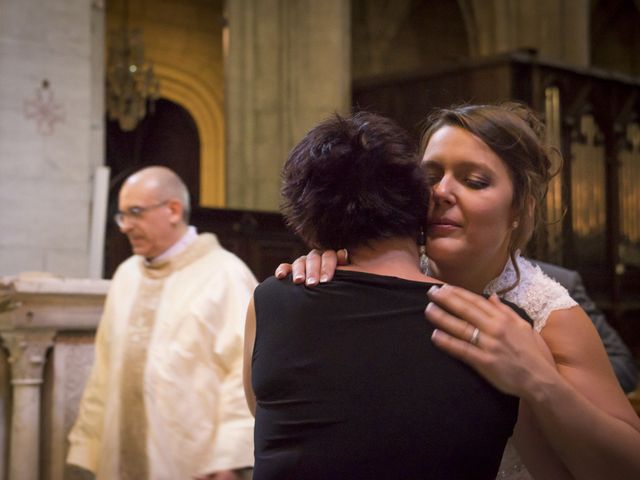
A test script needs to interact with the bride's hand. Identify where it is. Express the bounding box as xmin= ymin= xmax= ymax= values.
xmin=425 ymin=285 xmax=558 ymax=398
xmin=275 ymin=249 xmax=349 ymax=286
